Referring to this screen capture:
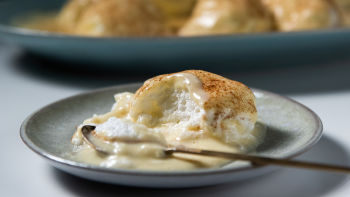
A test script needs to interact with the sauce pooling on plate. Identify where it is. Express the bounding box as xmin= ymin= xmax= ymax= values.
xmin=71 ymin=70 xmax=266 ymax=171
